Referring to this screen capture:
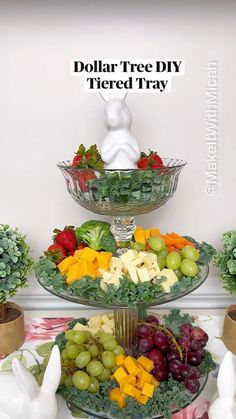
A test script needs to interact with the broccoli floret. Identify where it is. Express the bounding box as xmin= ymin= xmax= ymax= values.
xmin=75 ymin=220 xmax=116 ymax=253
